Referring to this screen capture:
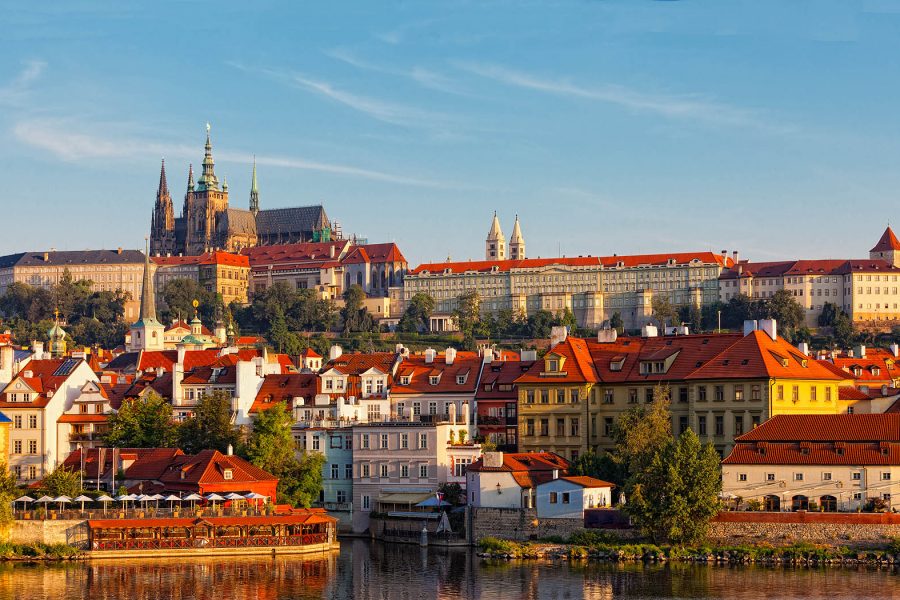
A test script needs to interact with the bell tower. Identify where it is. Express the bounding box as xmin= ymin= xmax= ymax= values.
xmin=486 ymin=211 xmax=506 ymax=260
